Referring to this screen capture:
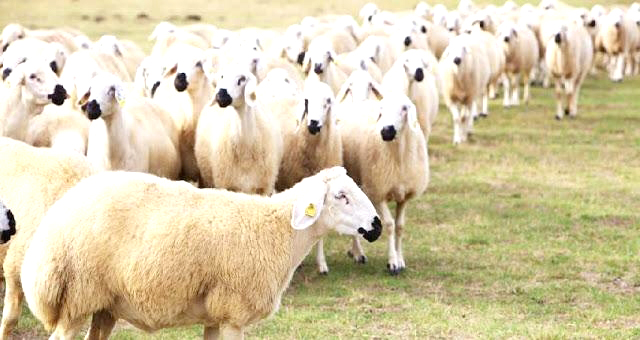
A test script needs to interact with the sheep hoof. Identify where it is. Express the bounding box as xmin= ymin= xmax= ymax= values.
xmin=479 ymin=113 xmax=488 ymax=118
xmin=555 ymin=115 xmax=562 ymax=121
xmin=564 ymin=109 xmax=570 ymax=116
xmin=387 ymin=263 xmax=401 ymax=276
xmin=319 ymin=269 xmax=329 ymax=275
xmin=355 ymin=255 xmax=367 ymax=264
